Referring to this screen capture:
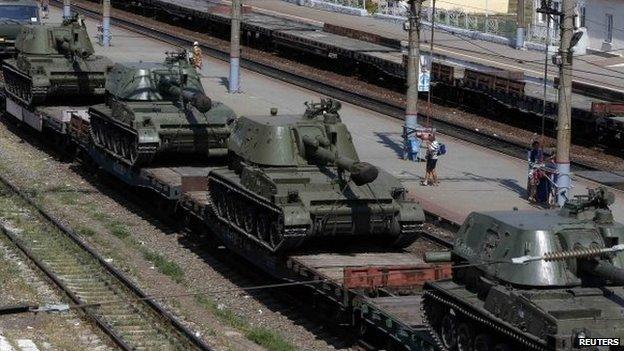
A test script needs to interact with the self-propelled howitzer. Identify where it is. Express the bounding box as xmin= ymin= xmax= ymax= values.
xmin=2 ymin=15 xmax=112 ymax=105
xmin=208 ymin=99 xmax=425 ymax=253
xmin=89 ymin=51 xmax=236 ymax=166
xmin=423 ymin=188 xmax=624 ymax=351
